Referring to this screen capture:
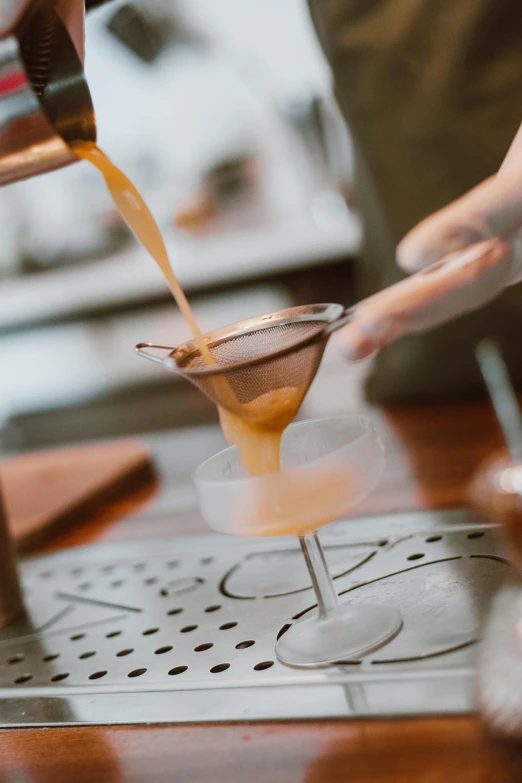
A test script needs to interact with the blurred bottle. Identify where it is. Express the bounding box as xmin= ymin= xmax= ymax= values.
xmin=173 ymin=151 xmax=266 ymax=235
xmin=281 ymin=95 xmax=355 ymax=231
